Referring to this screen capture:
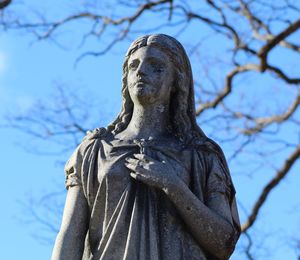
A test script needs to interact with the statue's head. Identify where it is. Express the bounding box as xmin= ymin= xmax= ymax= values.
xmin=108 ymin=34 xmax=205 ymax=142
